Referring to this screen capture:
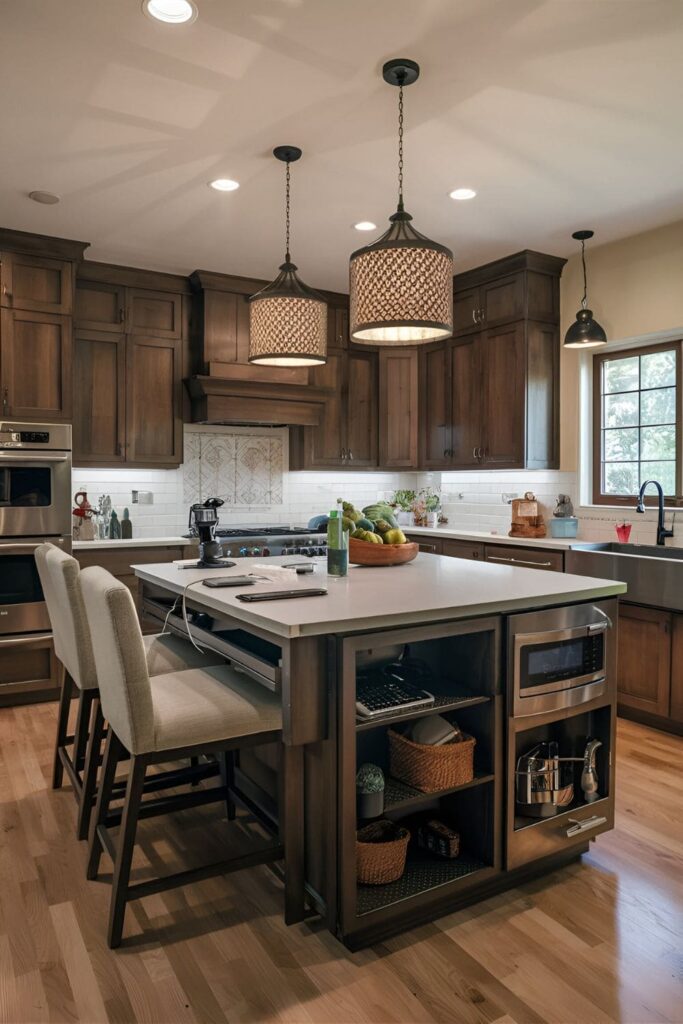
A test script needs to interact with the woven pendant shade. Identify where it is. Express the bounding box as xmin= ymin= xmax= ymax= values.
xmin=249 ymin=145 xmax=327 ymax=366
xmin=249 ymin=262 xmax=327 ymax=366
xmin=350 ymin=211 xmax=453 ymax=345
